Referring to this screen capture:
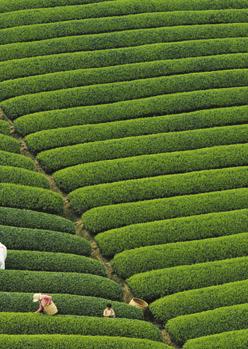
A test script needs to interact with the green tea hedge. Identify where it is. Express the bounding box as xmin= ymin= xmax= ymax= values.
xmin=69 ymin=166 xmax=248 ymax=210
xmin=2 ymin=10 xmax=248 ymax=45
xmin=0 ymin=207 xmax=74 ymax=233
xmin=96 ymin=208 xmax=248 ymax=257
xmin=6 ymin=250 xmax=106 ymax=276
xmin=128 ymin=256 xmax=248 ymax=301
xmin=0 ymin=270 xmax=122 ymax=300
xmin=5 ymin=53 xmax=248 ymax=103
xmin=0 ymin=224 xmax=90 ymax=255
xmin=0 ymin=150 xmax=34 ymax=170
xmin=0 ymin=292 xmax=143 ymax=319
xmin=25 ymin=103 xmax=248 ymax=150
xmin=38 ymin=124 xmax=248 ymax=172
xmin=55 ymin=143 xmax=248 ymax=189
xmin=0 ymin=335 xmax=168 ymax=349
xmin=150 ymin=279 xmax=248 ymax=323
xmin=0 ymin=120 xmax=9 ymax=135
xmin=0 ymin=134 xmax=19 ymax=153
xmin=184 ymin=329 xmax=248 ymax=349
xmin=4 ymin=69 xmax=248 ymax=119
xmin=1 ymin=23 xmax=248 ymax=63
xmin=0 ymin=313 xmax=160 ymax=341
xmin=1 ymin=0 xmax=248 ymax=28
xmin=0 ymin=0 xmax=111 ymax=13
xmin=0 ymin=183 xmax=64 ymax=214
xmin=113 ymin=232 xmax=248 ymax=278
xmin=166 ymin=303 xmax=248 ymax=346
xmin=0 ymin=166 xmax=49 ymax=188
xmin=83 ymin=188 xmax=248 ymax=233
xmin=2 ymin=37 xmax=248 ymax=82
